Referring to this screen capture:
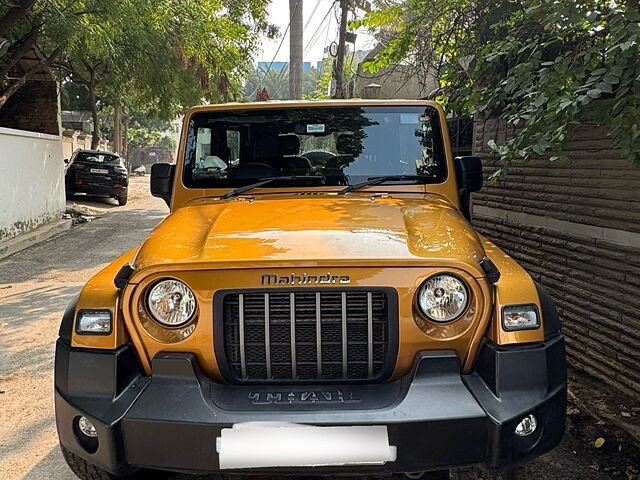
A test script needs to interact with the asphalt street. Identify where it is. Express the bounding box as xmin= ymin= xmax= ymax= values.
xmin=0 ymin=189 xmax=635 ymax=480
xmin=0 ymin=193 xmax=168 ymax=479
